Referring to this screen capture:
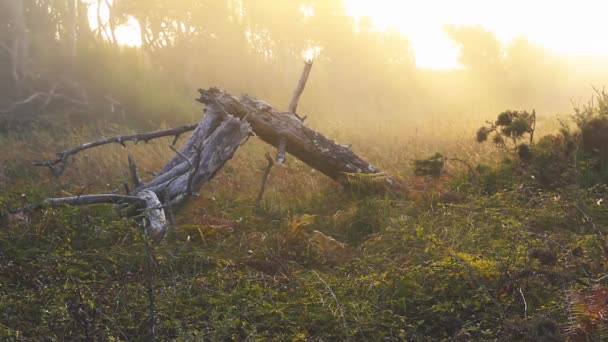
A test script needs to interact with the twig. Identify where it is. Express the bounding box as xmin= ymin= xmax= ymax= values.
xmin=168 ymin=145 xmax=193 ymax=169
xmin=128 ymin=154 xmax=142 ymax=187
xmin=312 ymin=270 xmax=350 ymax=337
xmin=255 ymin=152 xmax=275 ymax=209
xmin=0 ymin=92 xmax=46 ymax=114
xmin=142 ymin=218 xmax=157 ymax=342
xmin=0 ymin=40 xmax=15 ymax=56
xmin=34 ymin=123 xmax=198 ymax=177
xmin=519 ymin=287 xmax=528 ymax=318
xmin=447 ymin=157 xmax=478 ymax=177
